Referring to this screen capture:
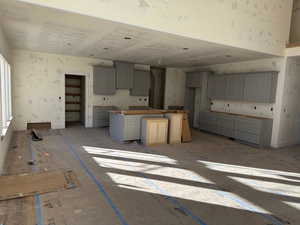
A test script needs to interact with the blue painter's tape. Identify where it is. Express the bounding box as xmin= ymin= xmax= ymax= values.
xmin=141 ymin=174 xmax=208 ymax=225
xmin=62 ymin=137 xmax=129 ymax=225
xmin=28 ymin=136 xmax=44 ymax=225
xmin=34 ymin=194 xmax=44 ymax=225
xmin=216 ymin=191 xmax=284 ymax=225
